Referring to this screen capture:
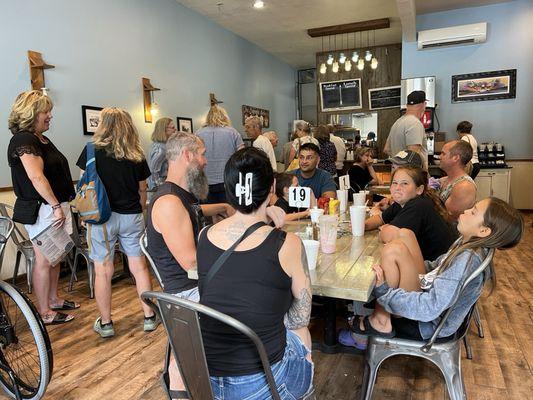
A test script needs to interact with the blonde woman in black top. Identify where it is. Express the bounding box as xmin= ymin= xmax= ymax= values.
xmin=7 ymin=90 xmax=78 ymax=324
